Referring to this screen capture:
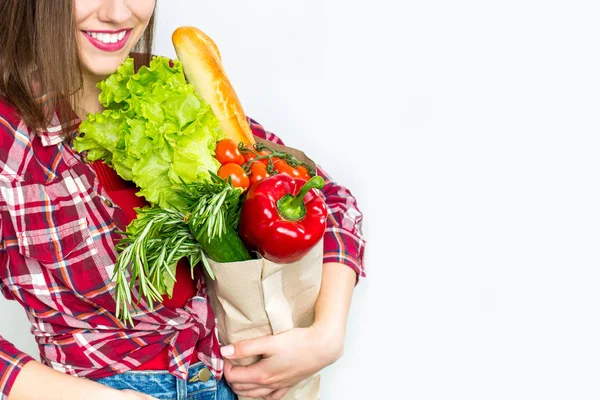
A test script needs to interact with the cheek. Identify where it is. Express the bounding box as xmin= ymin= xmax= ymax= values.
xmin=131 ymin=0 xmax=156 ymax=24
xmin=73 ymin=0 xmax=96 ymax=24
